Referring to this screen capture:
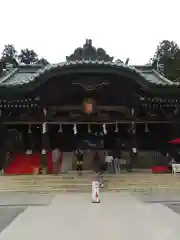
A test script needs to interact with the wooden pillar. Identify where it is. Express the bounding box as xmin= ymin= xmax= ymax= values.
xmin=40 ymin=108 xmax=49 ymax=174
xmin=128 ymin=107 xmax=138 ymax=171
xmin=26 ymin=124 xmax=33 ymax=155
